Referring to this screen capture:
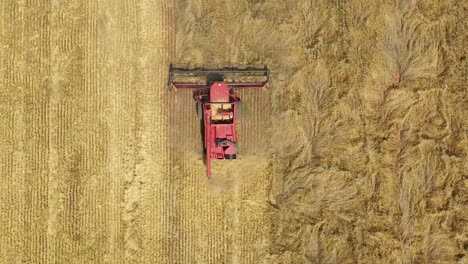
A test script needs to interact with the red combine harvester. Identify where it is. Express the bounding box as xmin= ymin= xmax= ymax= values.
xmin=168 ymin=65 xmax=269 ymax=178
